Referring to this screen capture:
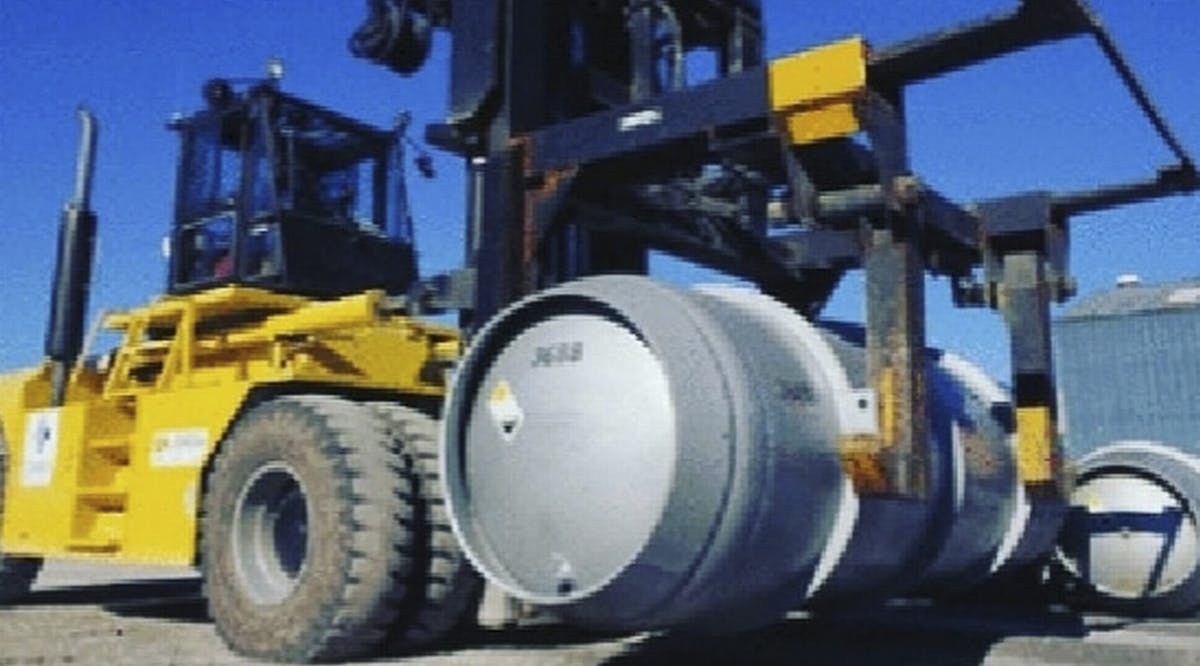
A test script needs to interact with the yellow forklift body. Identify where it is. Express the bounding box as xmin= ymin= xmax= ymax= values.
xmin=0 ymin=286 xmax=456 ymax=565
